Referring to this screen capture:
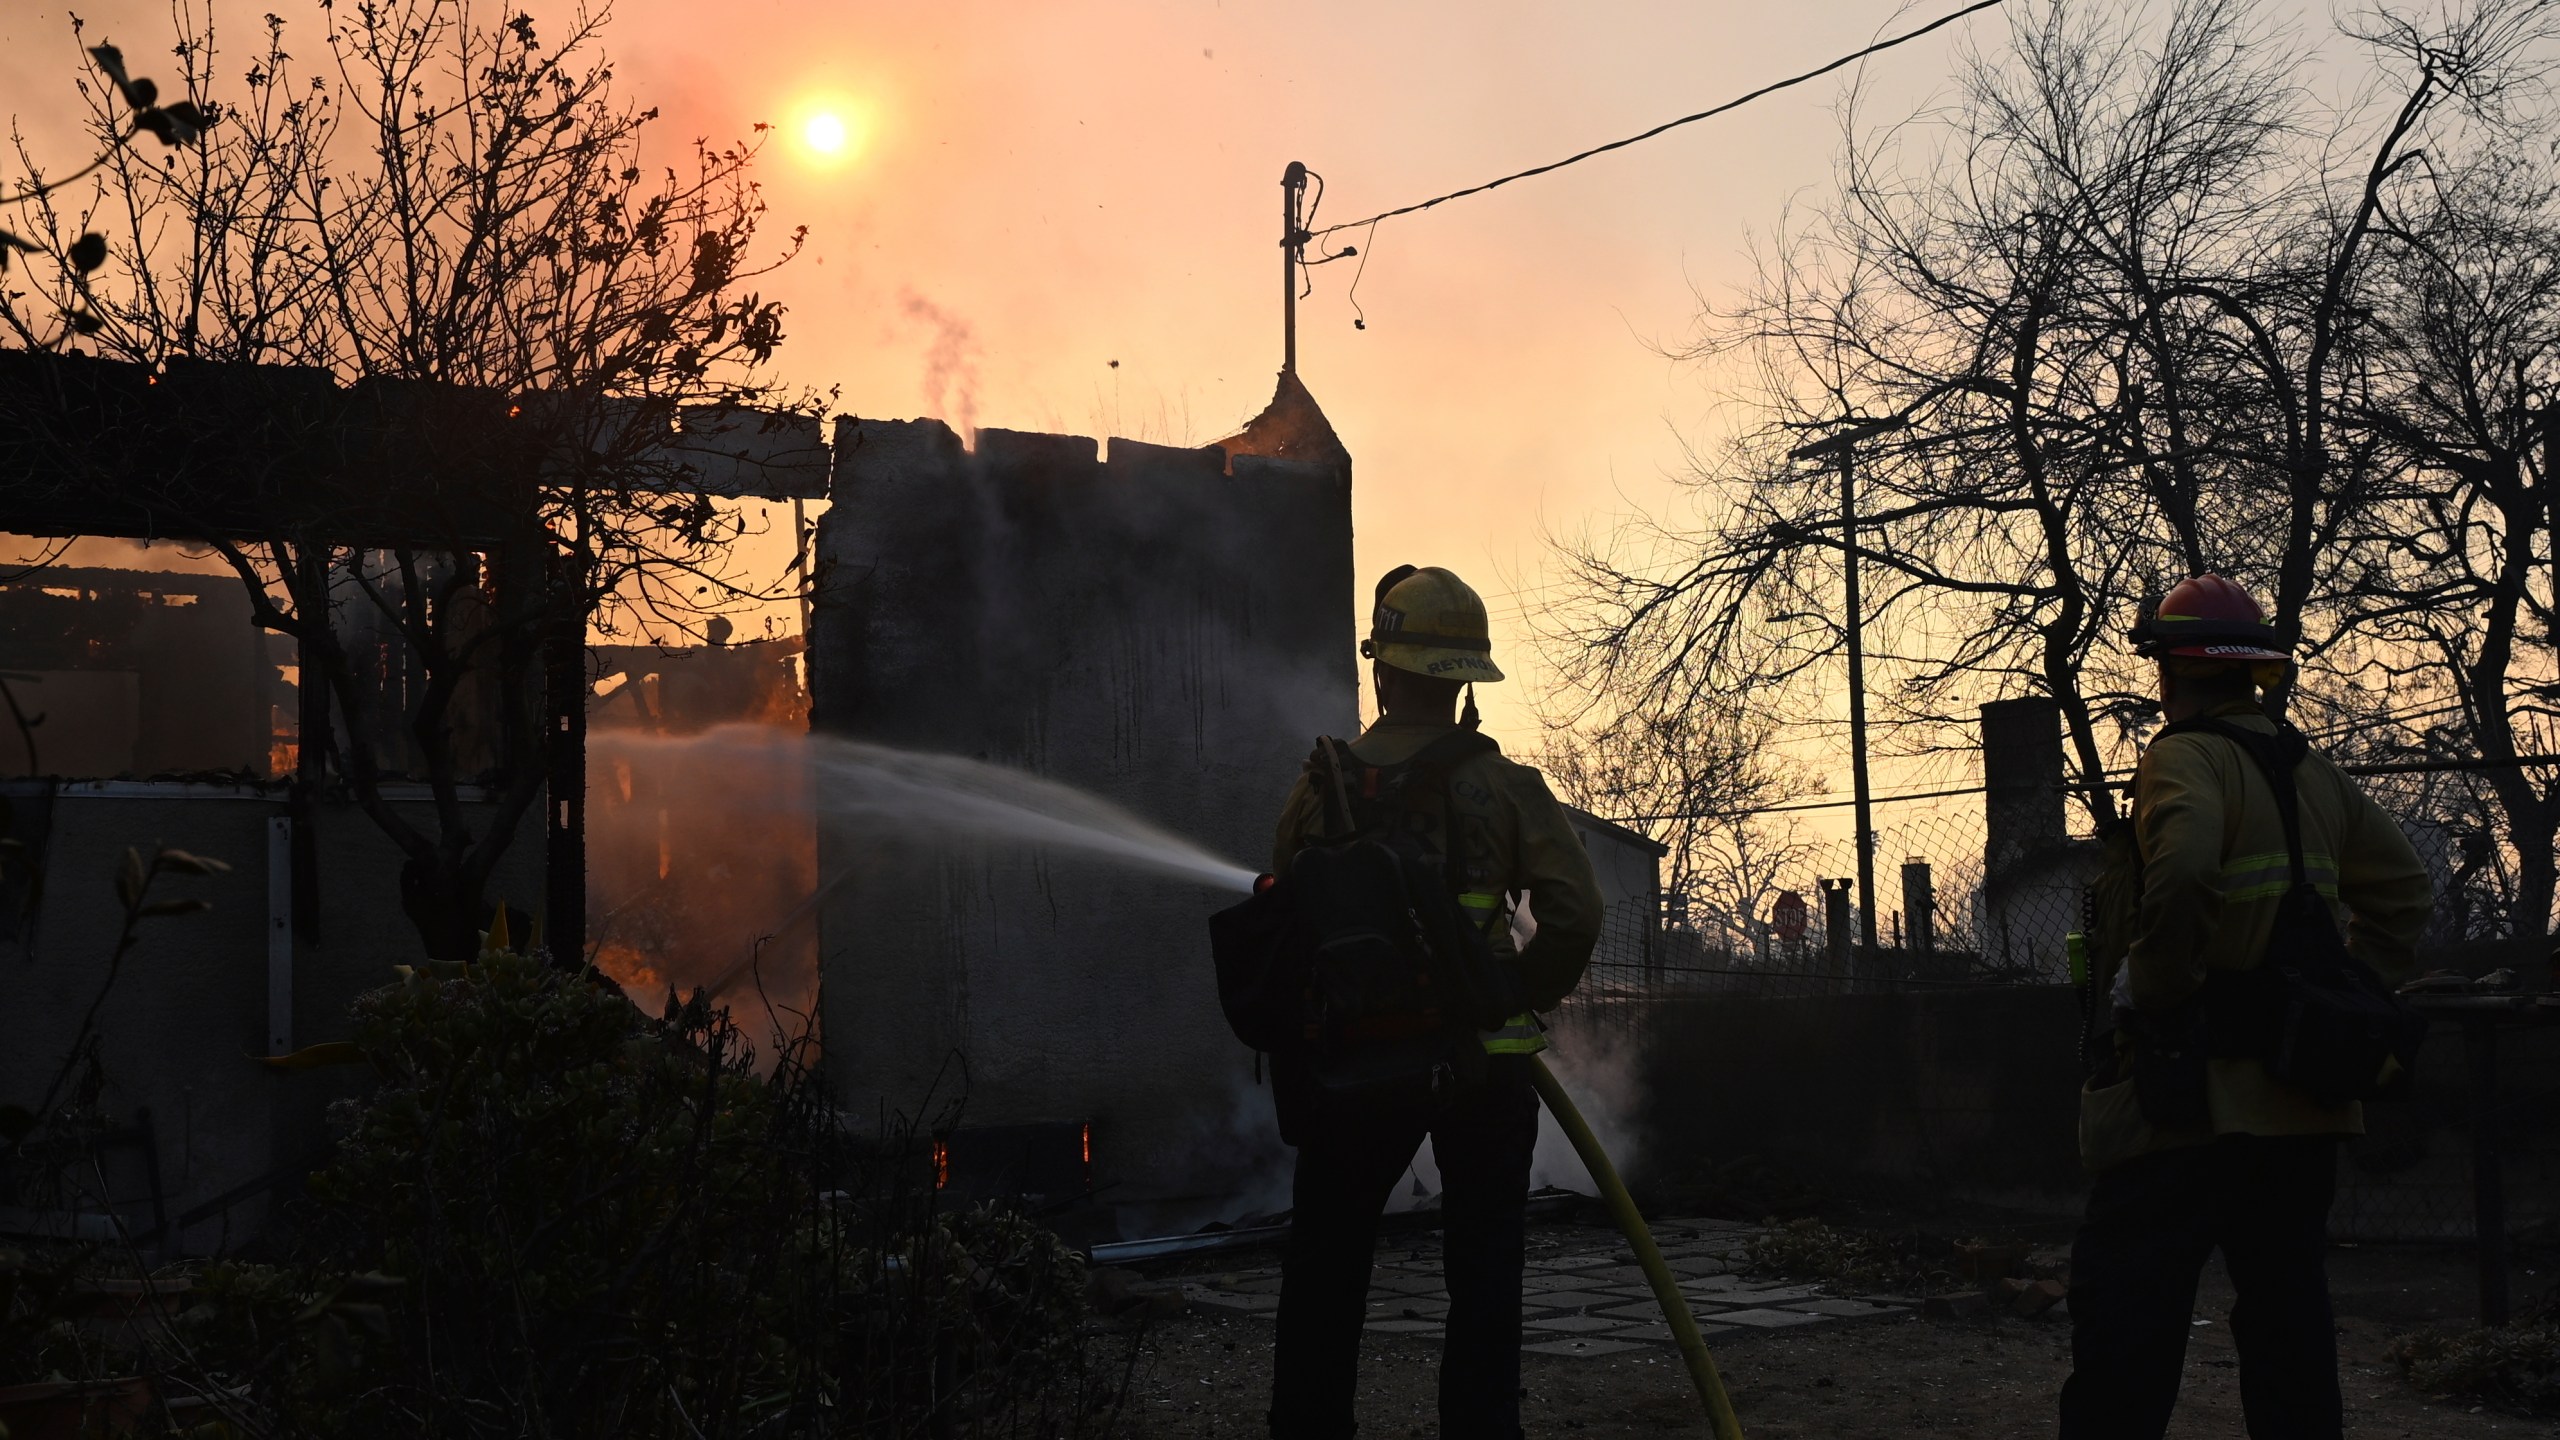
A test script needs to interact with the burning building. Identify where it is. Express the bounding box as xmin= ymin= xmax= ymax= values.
xmin=808 ymin=380 xmax=1355 ymax=1234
